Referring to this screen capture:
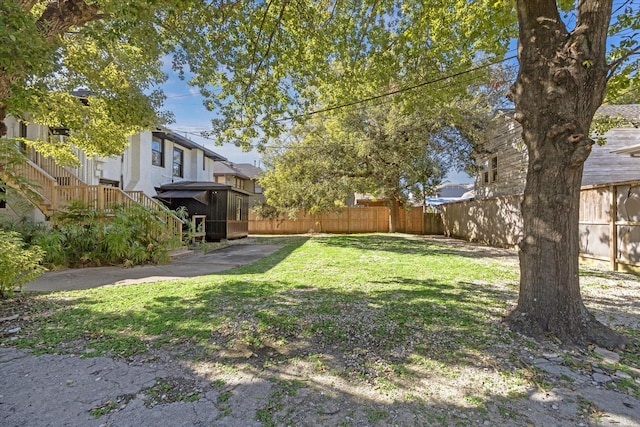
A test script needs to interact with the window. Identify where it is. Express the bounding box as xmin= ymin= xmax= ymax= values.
xmin=173 ymin=147 xmax=184 ymax=177
xmin=0 ymin=183 xmax=6 ymax=209
xmin=49 ymin=126 xmax=69 ymax=136
xmin=152 ymin=137 xmax=164 ymax=166
xmin=235 ymin=196 xmax=243 ymax=221
xmin=19 ymin=122 xmax=27 ymax=138
xmin=491 ymin=155 xmax=498 ymax=182
xmin=19 ymin=121 xmax=28 ymax=154
xmin=234 ymin=177 xmax=245 ymax=190
xmin=482 ymin=155 xmax=498 ymax=184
